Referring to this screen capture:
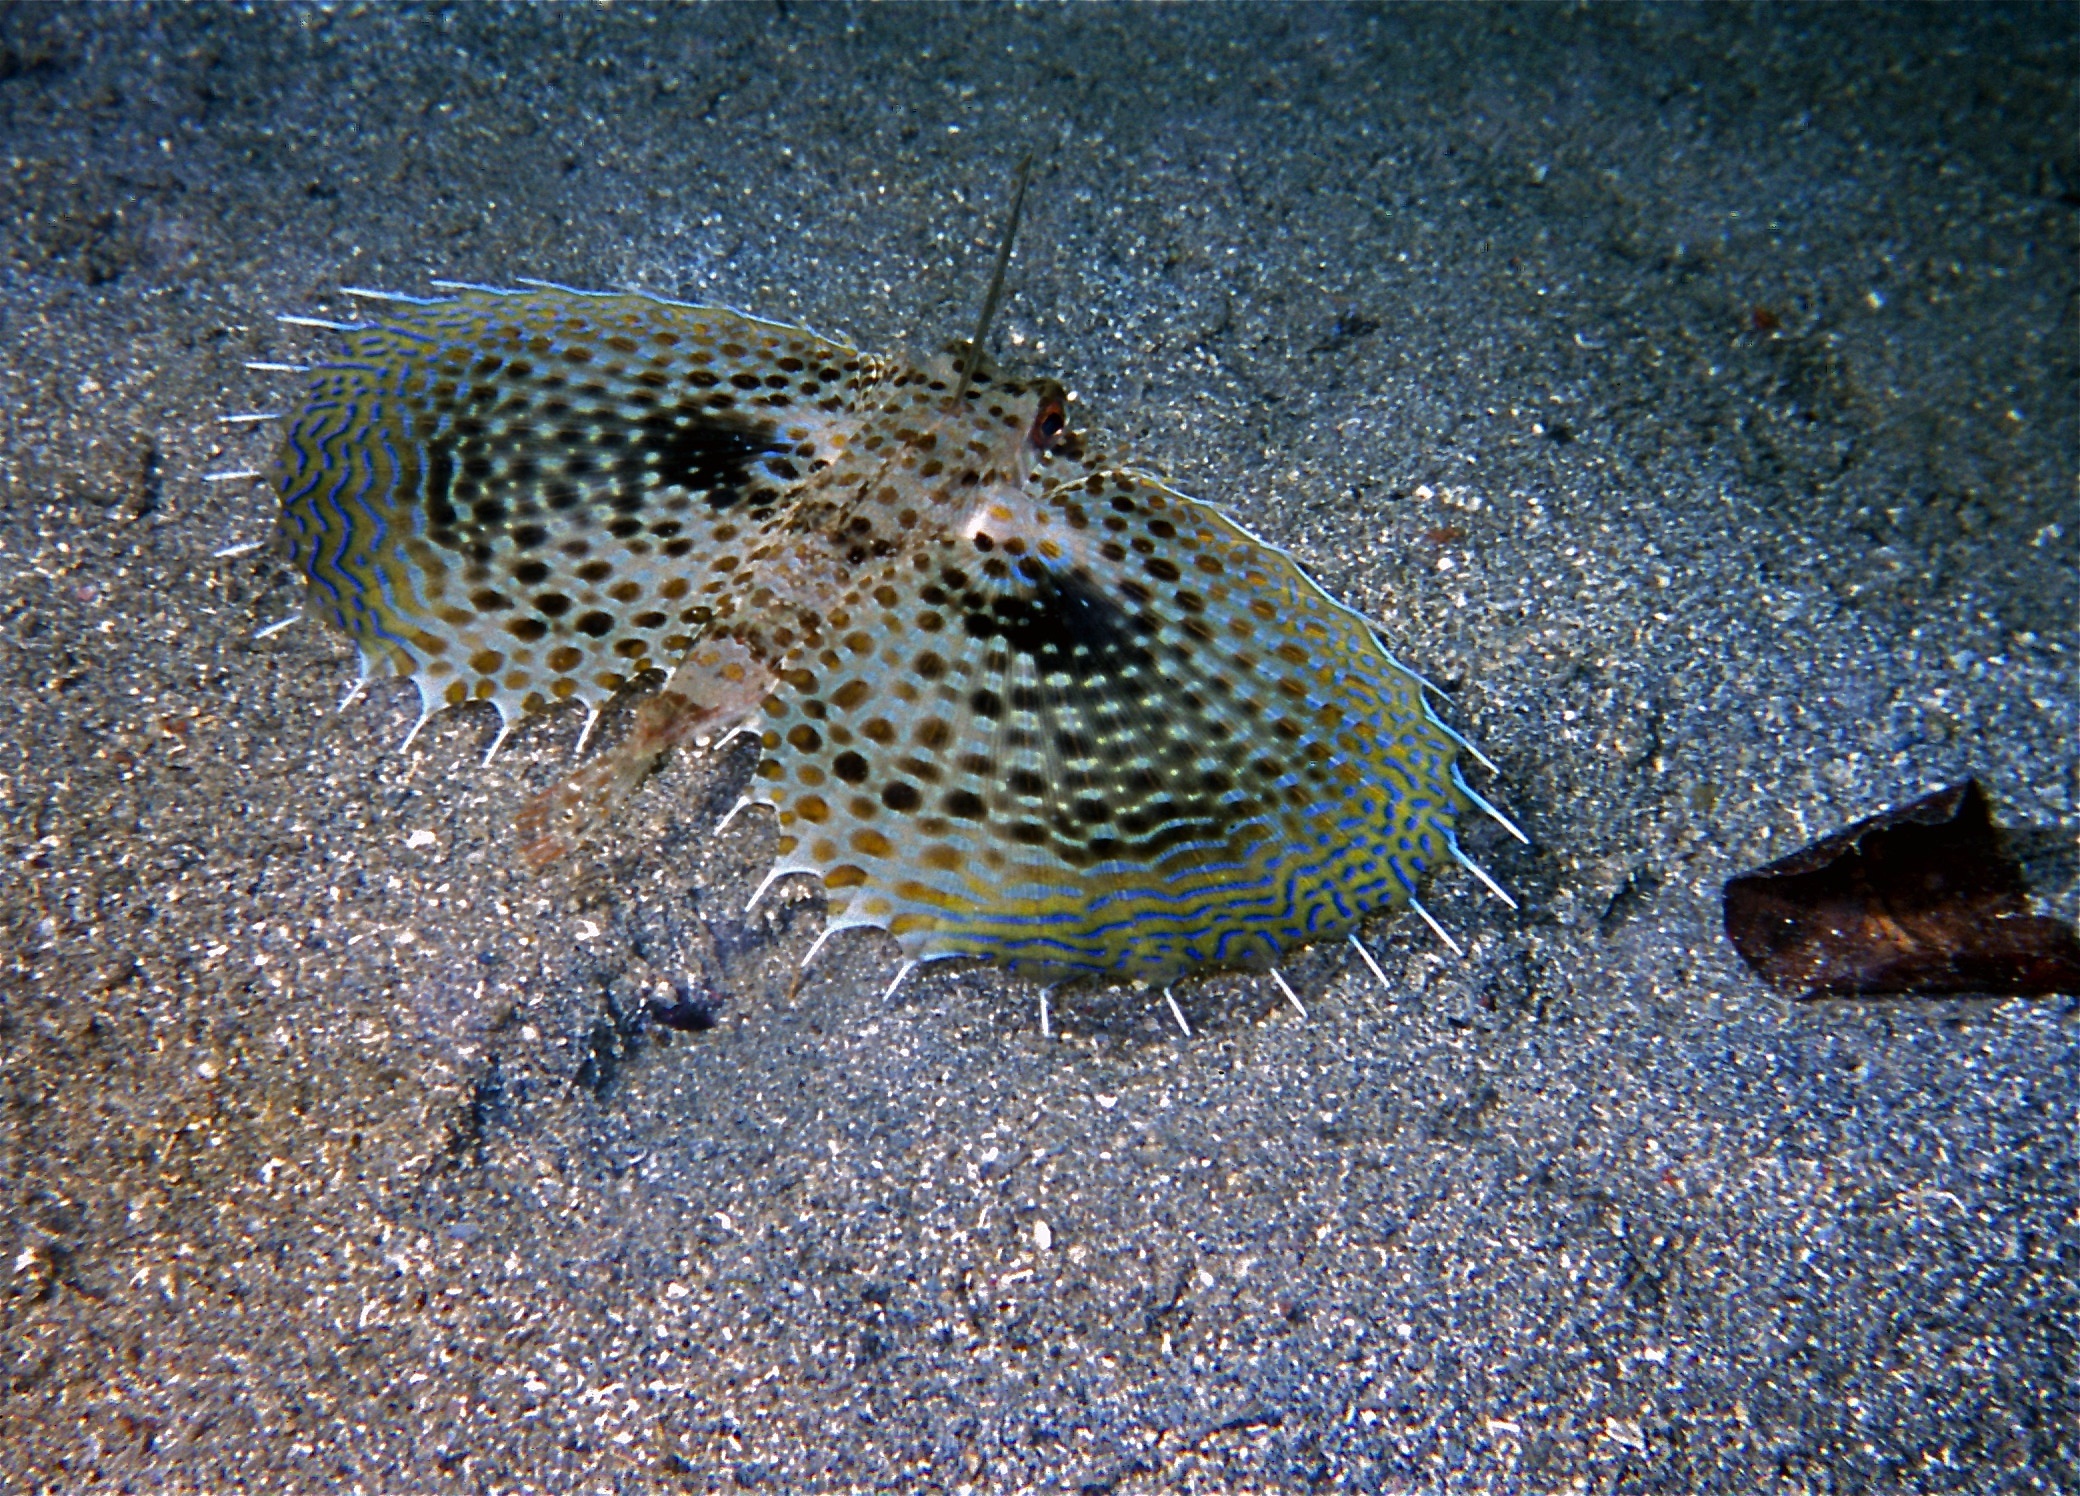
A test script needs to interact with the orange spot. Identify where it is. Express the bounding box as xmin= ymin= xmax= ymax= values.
xmin=824 ymin=864 xmax=868 ymax=889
